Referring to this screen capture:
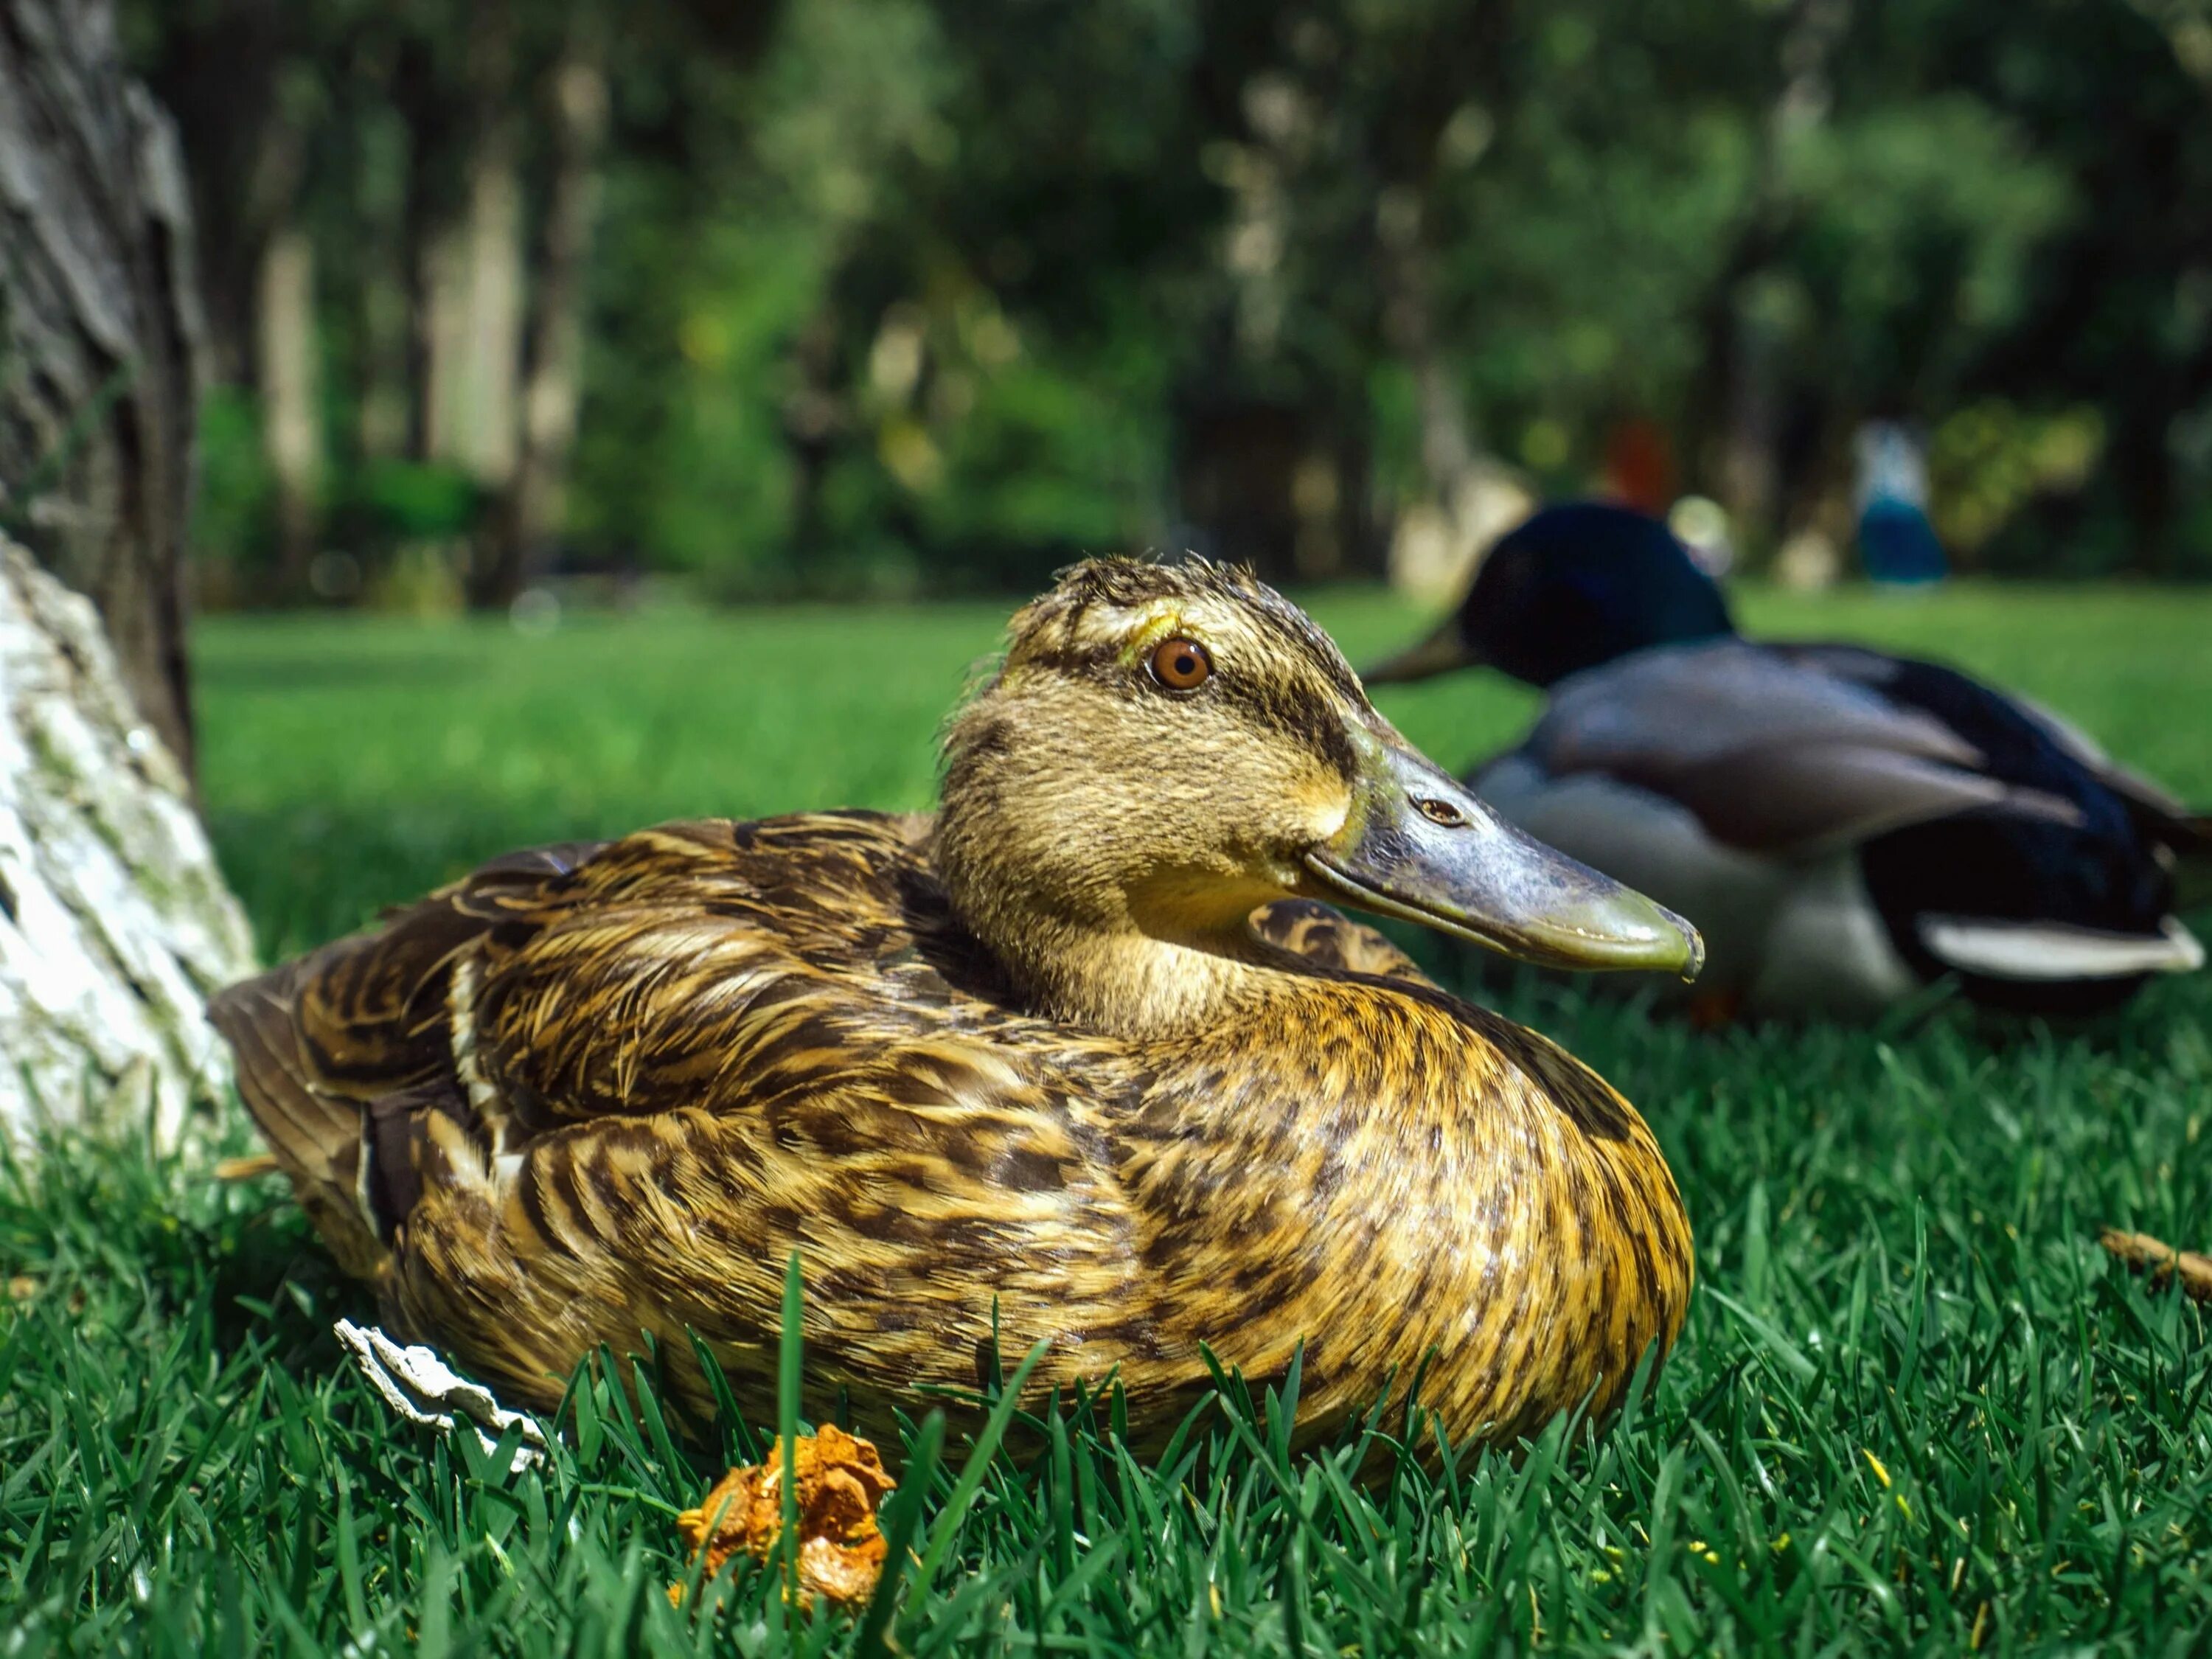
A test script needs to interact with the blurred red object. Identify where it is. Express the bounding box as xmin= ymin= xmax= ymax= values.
xmin=1603 ymin=419 xmax=1675 ymax=516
